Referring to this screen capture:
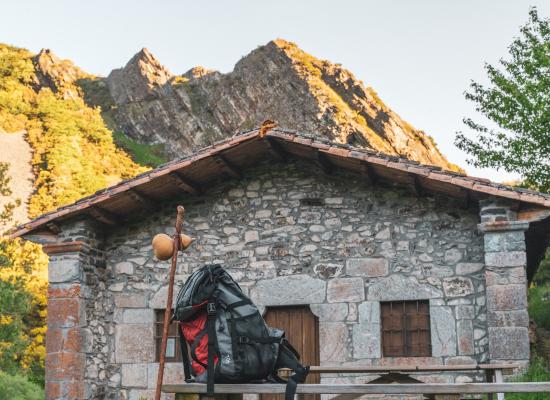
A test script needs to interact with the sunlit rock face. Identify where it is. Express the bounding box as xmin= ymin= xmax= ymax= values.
xmin=102 ymin=40 xmax=460 ymax=171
